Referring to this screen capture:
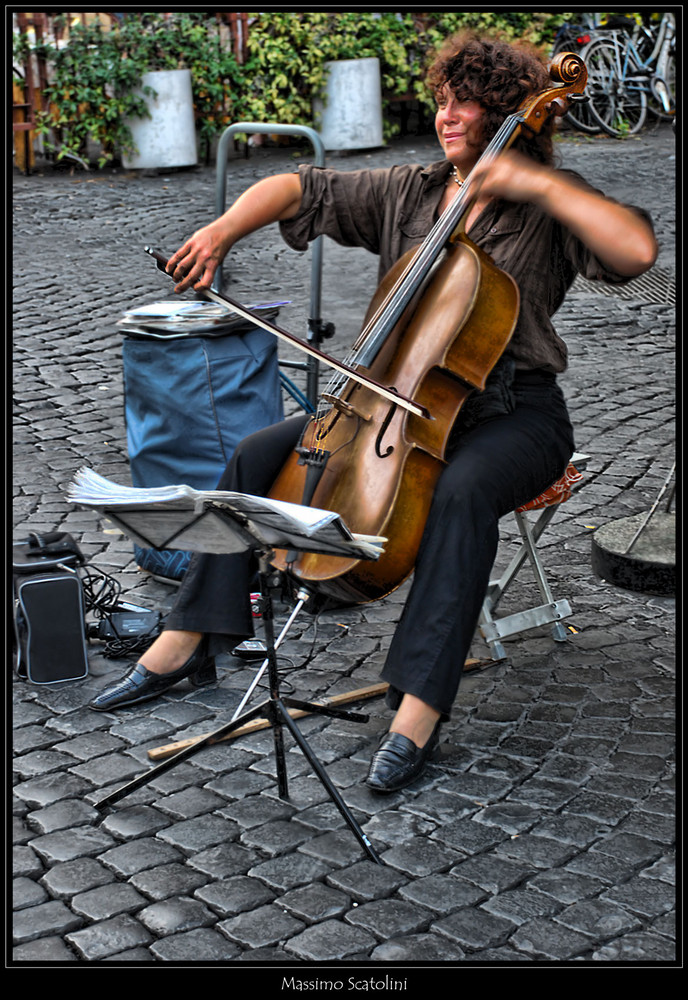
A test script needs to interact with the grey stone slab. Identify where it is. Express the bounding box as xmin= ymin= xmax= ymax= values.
xmin=194 ymin=875 xmax=276 ymax=916
xmin=150 ymin=926 xmax=241 ymax=962
xmin=432 ymin=908 xmax=517 ymax=952
xmin=28 ymin=825 xmax=117 ymax=865
xmin=218 ymin=902 xmax=305 ymax=949
xmin=136 ymin=895 xmax=217 ymax=937
xmin=71 ymin=882 xmax=148 ymax=921
xmin=510 ymin=917 xmax=594 ymax=960
xmin=371 ymin=933 xmax=466 ymax=962
xmin=284 ymin=919 xmax=378 ymax=962
xmin=99 ymin=837 xmax=183 ymax=877
xmin=279 ymin=882 xmax=350 ymax=923
xmin=129 ymin=862 xmax=210 ymax=901
xmin=13 ymin=900 xmax=83 ymax=945
xmin=12 ymin=936 xmax=79 ymax=962
xmin=65 ymin=914 xmax=153 ymax=961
